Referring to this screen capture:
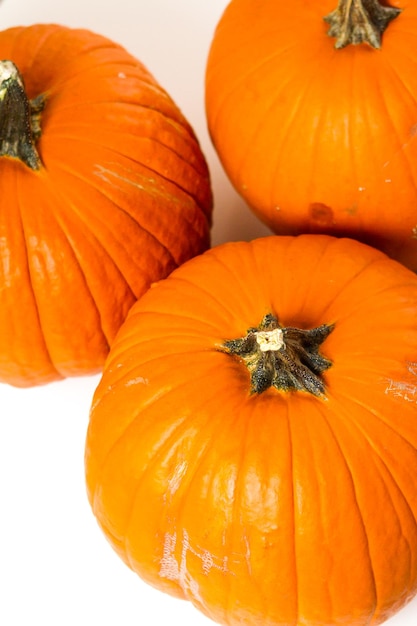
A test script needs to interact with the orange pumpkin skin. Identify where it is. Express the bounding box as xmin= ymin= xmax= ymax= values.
xmin=86 ymin=234 xmax=417 ymax=626
xmin=0 ymin=24 xmax=212 ymax=387
xmin=205 ymin=0 xmax=417 ymax=271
